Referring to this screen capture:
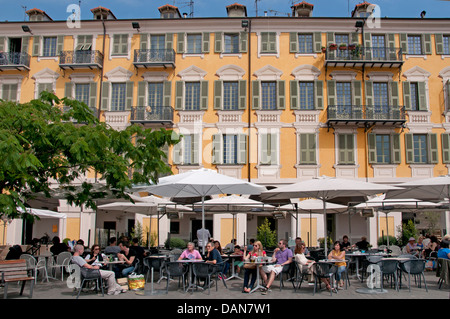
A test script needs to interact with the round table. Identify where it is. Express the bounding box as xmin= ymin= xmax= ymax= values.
xmin=176 ymin=259 xmax=205 ymax=292
xmin=243 ymin=260 xmax=273 ymax=294
xmin=223 ymin=254 xmax=244 ymax=281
